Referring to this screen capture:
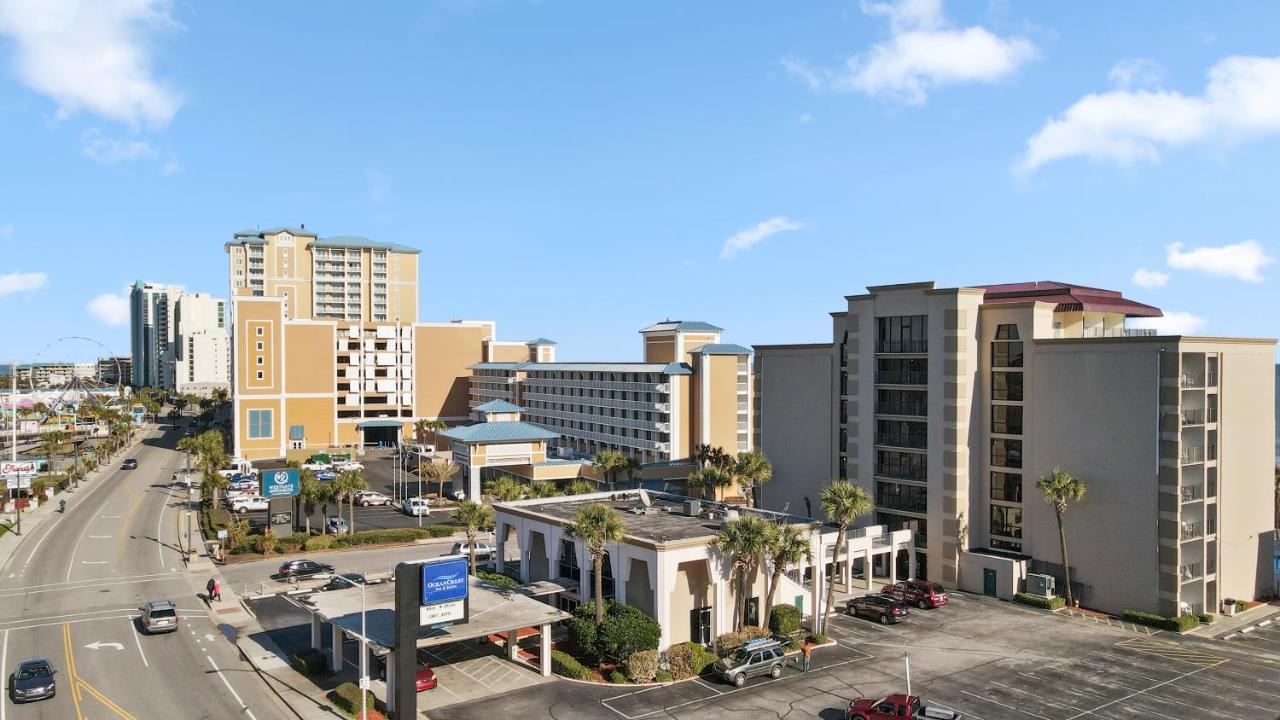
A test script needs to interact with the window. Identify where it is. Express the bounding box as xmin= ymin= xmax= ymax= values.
xmin=991 ymin=405 xmax=1023 ymax=435
xmin=876 ymin=388 xmax=927 ymax=416
xmin=991 ymin=439 xmax=1022 ymax=468
xmin=990 ymin=472 xmax=1022 ymax=502
xmin=256 ymin=371 xmax=264 ymax=380
xmin=991 ymin=371 xmax=1023 ymax=401
xmin=256 ymin=327 xmax=264 ymax=336
xmin=256 ymin=356 xmax=264 ymax=366
xmin=876 ymin=481 xmax=928 ymax=513
xmin=876 ymin=315 xmax=927 ymax=353
xmin=247 ymin=409 xmax=273 ymax=439
xmin=876 ymin=450 xmax=927 ymax=480
xmin=877 ymin=357 xmax=927 ymax=385
xmin=990 ymin=504 xmax=1023 ymax=538
xmin=839 ymin=455 xmax=848 ymax=480
xmin=991 ymin=342 xmax=1024 ymax=368
xmin=995 ymin=324 xmax=1020 ymax=340
xmin=690 ymin=607 xmax=711 ymax=645
xmin=744 ymin=597 xmax=760 ymax=628
xmin=256 ymin=341 xmax=263 ymax=351
xmin=839 ymin=428 xmax=848 ymax=453
xmin=876 ymin=419 xmax=927 ymax=449
xmin=840 ymin=399 xmax=848 ymax=425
